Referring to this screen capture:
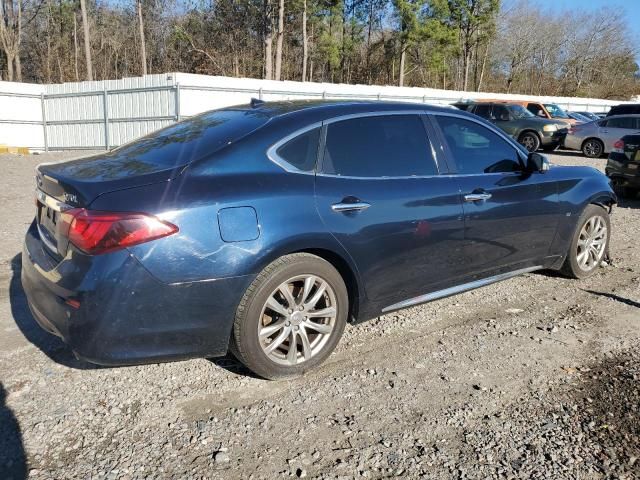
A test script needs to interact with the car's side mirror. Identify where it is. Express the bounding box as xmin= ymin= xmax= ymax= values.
xmin=527 ymin=152 xmax=550 ymax=173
